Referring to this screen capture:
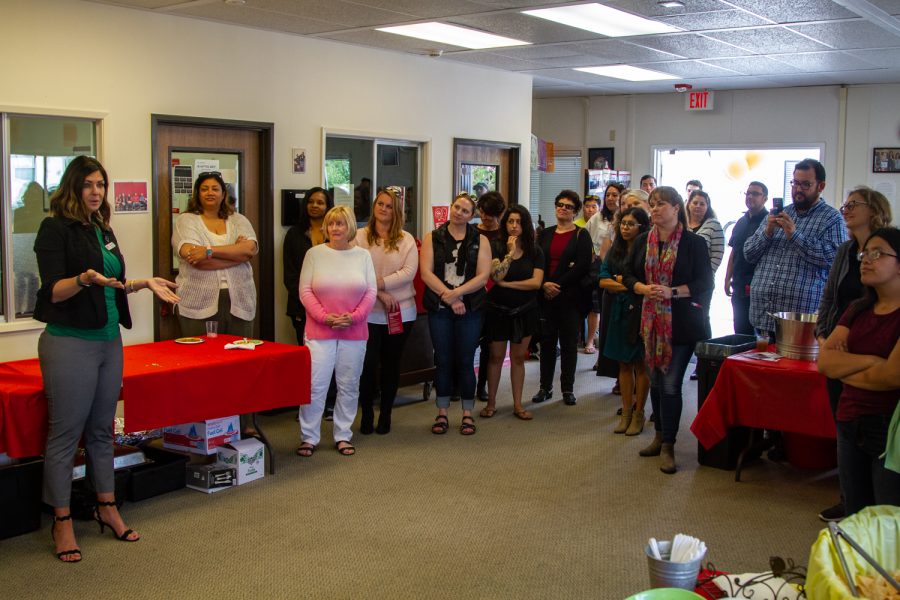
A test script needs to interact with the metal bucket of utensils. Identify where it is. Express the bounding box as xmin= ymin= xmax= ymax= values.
xmin=770 ymin=312 xmax=819 ymax=361
xmin=646 ymin=541 xmax=706 ymax=590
